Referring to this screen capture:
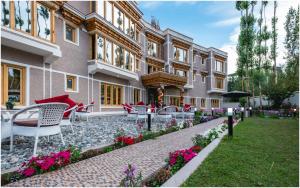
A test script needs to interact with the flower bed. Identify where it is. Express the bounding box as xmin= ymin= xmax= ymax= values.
xmin=144 ymin=124 xmax=228 ymax=187
xmin=2 ymin=117 xmax=219 ymax=186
